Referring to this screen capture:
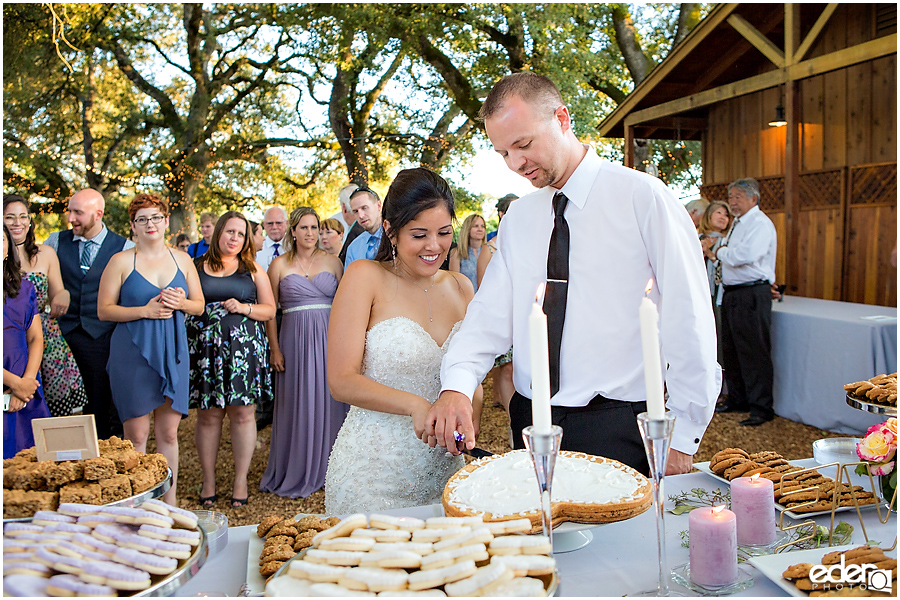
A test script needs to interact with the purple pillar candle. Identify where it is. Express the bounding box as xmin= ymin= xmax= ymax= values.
xmin=731 ymin=474 xmax=776 ymax=546
xmin=689 ymin=506 xmax=738 ymax=587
